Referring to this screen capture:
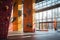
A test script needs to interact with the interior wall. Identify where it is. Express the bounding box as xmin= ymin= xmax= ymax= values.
xmin=9 ymin=0 xmax=22 ymax=32
xmin=23 ymin=0 xmax=35 ymax=32
xmin=18 ymin=4 xmax=23 ymax=32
